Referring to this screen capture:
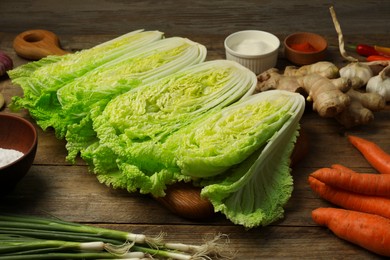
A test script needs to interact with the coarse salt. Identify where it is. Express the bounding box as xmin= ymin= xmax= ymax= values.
xmin=0 ymin=147 xmax=24 ymax=168
xmin=232 ymin=39 xmax=273 ymax=55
